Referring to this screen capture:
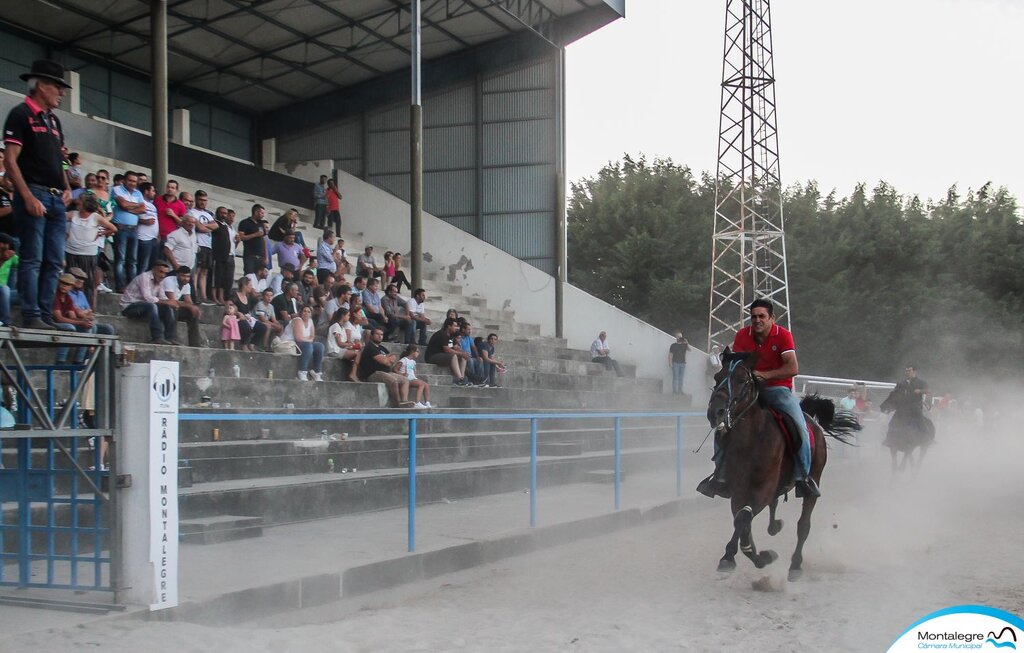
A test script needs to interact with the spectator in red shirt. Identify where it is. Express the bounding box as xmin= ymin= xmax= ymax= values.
xmin=52 ymin=273 xmax=90 ymax=364
xmin=154 ymin=179 xmax=187 ymax=241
